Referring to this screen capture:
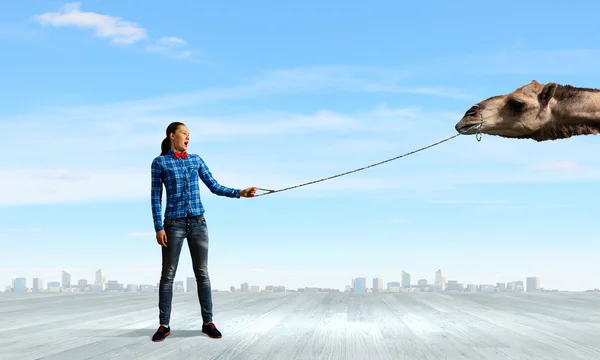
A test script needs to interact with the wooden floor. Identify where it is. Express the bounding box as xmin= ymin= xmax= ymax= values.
xmin=1 ymin=291 xmax=599 ymax=360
